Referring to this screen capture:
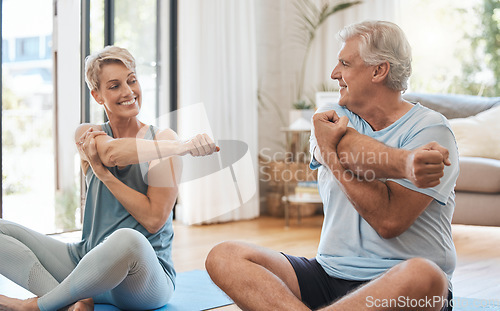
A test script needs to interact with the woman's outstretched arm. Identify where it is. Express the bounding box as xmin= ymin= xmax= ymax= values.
xmin=79 ymin=128 xmax=182 ymax=233
xmin=76 ymin=124 xmax=217 ymax=232
xmin=75 ymin=123 xmax=217 ymax=171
